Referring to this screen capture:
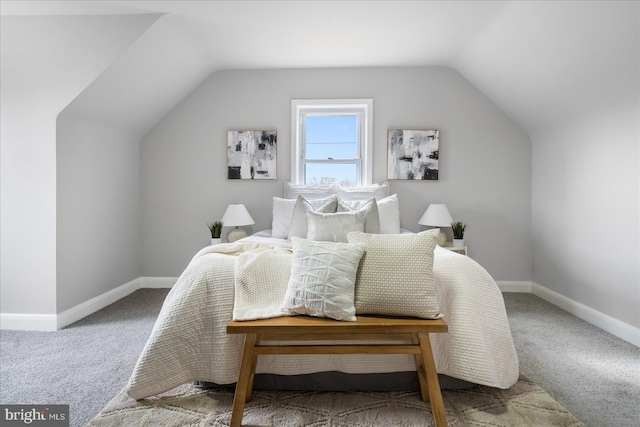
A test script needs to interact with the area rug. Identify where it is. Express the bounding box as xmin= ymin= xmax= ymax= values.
xmin=87 ymin=374 xmax=583 ymax=426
